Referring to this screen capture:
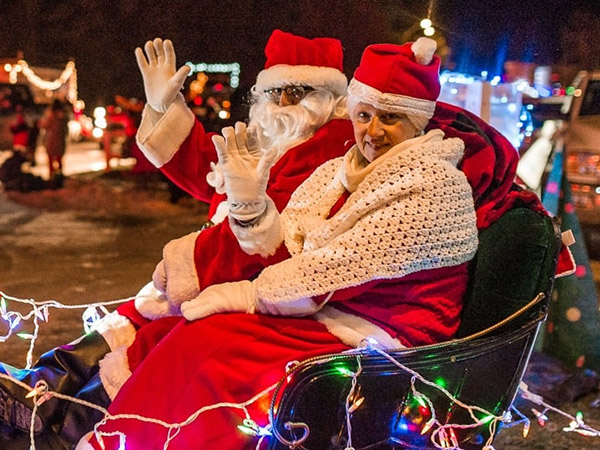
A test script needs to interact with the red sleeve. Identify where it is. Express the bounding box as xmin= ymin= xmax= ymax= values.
xmin=263 ymin=119 xmax=354 ymax=210
xmin=116 ymin=299 xmax=152 ymax=329
xmin=160 ymin=120 xmax=219 ymax=203
xmin=194 ymin=221 xmax=291 ymax=289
